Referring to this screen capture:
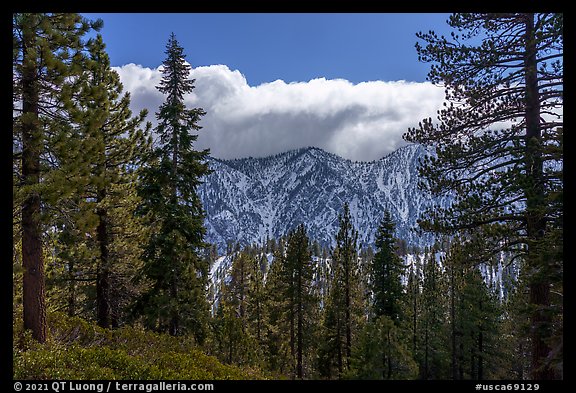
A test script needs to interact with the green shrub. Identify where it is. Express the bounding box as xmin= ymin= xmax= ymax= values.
xmin=14 ymin=312 xmax=265 ymax=380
